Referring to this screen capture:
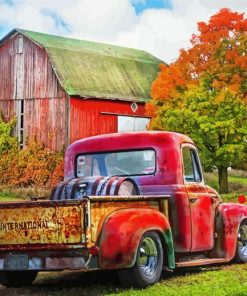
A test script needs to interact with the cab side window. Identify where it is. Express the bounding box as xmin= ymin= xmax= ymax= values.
xmin=182 ymin=147 xmax=202 ymax=182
